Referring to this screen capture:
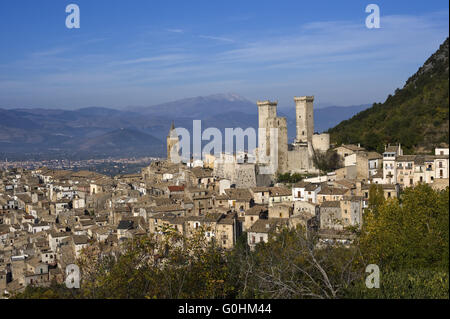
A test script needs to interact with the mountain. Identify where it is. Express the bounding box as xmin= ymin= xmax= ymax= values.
xmin=328 ymin=37 xmax=449 ymax=154
xmin=128 ymin=93 xmax=256 ymax=118
xmin=0 ymin=92 xmax=371 ymax=160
